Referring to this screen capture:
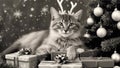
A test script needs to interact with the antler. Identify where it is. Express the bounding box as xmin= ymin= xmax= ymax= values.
xmin=57 ymin=0 xmax=66 ymax=14
xmin=68 ymin=1 xmax=77 ymax=15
